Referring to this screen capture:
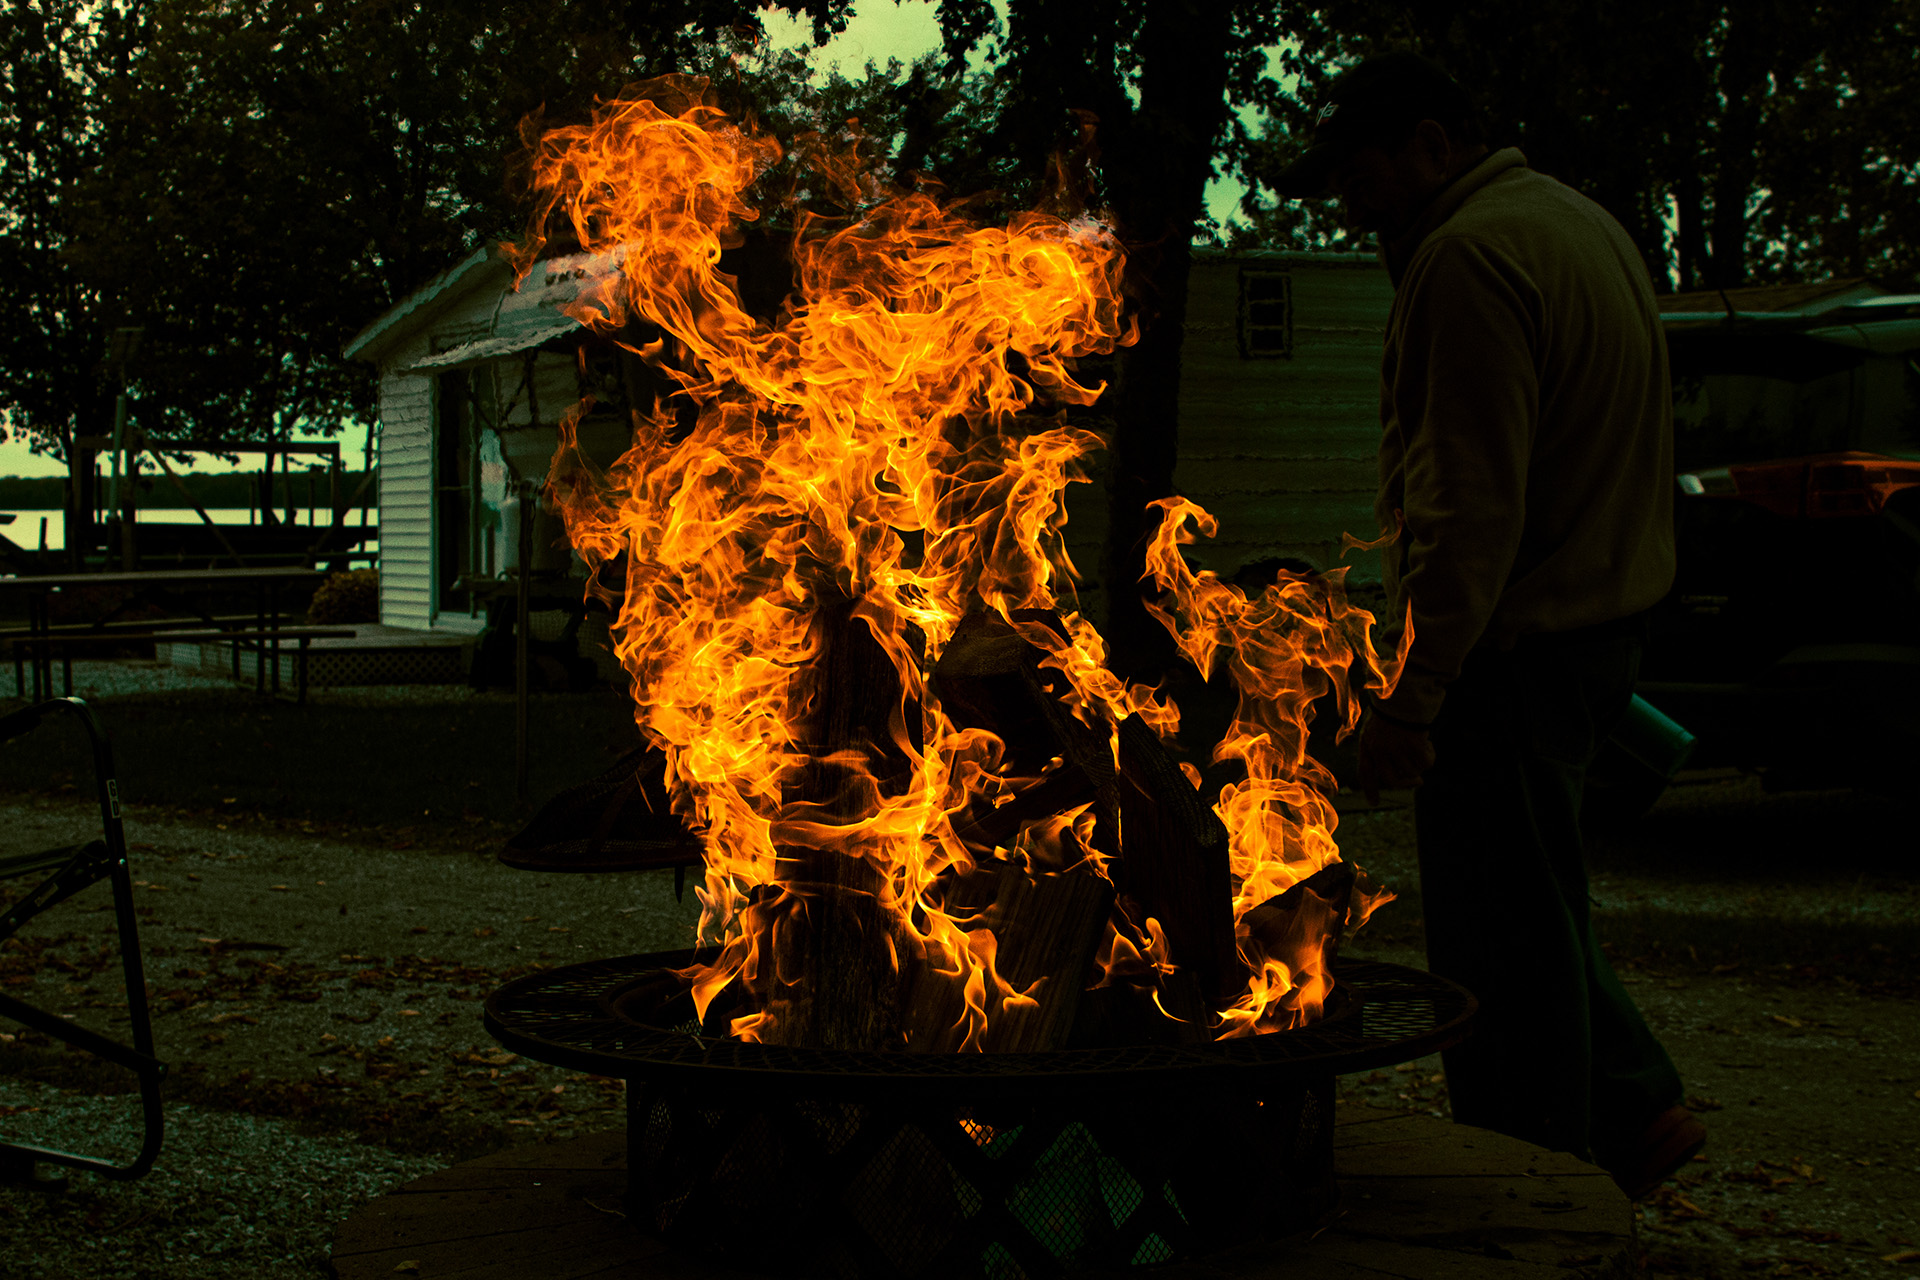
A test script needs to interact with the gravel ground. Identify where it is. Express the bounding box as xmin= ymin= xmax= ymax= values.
xmin=0 ymin=1079 xmax=441 ymax=1280
xmin=0 ymin=666 xmax=1917 ymax=1278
